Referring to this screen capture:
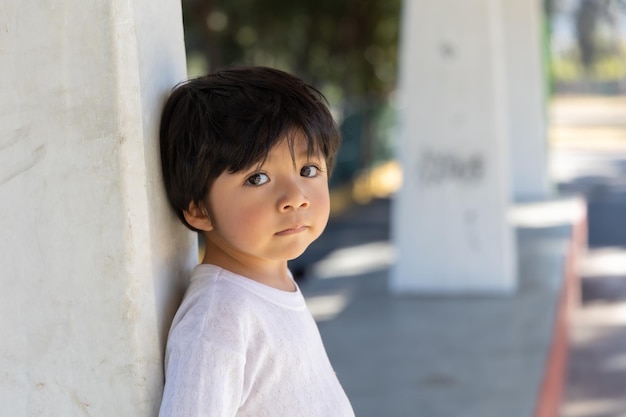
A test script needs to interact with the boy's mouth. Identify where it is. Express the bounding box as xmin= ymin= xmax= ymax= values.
xmin=275 ymin=225 xmax=308 ymax=236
